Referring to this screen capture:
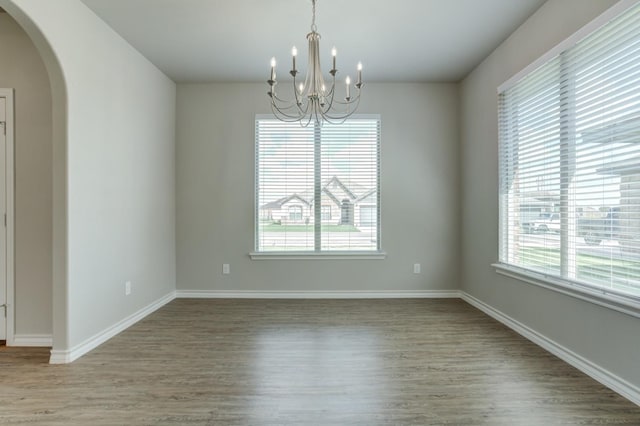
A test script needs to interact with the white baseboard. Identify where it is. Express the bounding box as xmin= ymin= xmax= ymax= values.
xmin=11 ymin=334 xmax=53 ymax=347
xmin=460 ymin=291 xmax=640 ymax=406
xmin=175 ymin=289 xmax=461 ymax=299
xmin=49 ymin=291 xmax=176 ymax=364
